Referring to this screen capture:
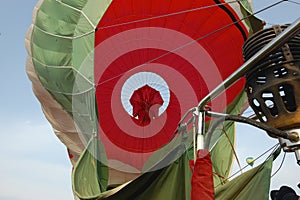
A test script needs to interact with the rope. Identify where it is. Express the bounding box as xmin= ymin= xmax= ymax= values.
xmin=271 ymin=151 xmax=286 ymax=177
xmin=288 ymin=0 xmax=300 ymax=6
